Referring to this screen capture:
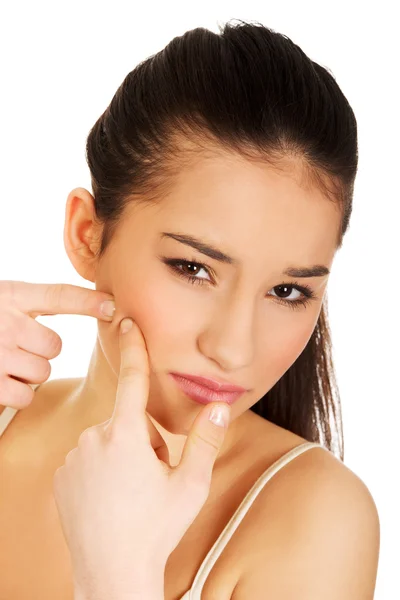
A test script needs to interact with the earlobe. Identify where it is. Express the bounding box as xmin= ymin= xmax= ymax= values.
xmin=63 ymin=187 xmax=102 ymax=283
